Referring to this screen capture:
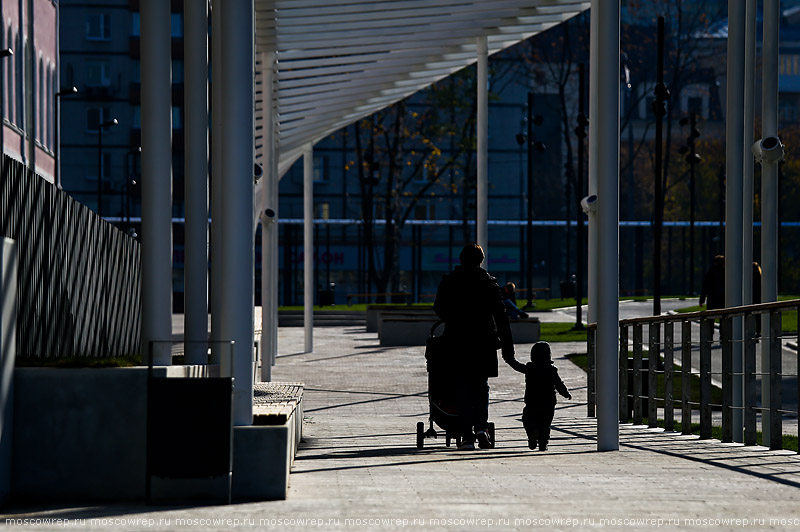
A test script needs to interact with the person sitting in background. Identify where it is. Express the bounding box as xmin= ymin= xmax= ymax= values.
xmin=501 ymin=281 xmax=529 ymax=319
